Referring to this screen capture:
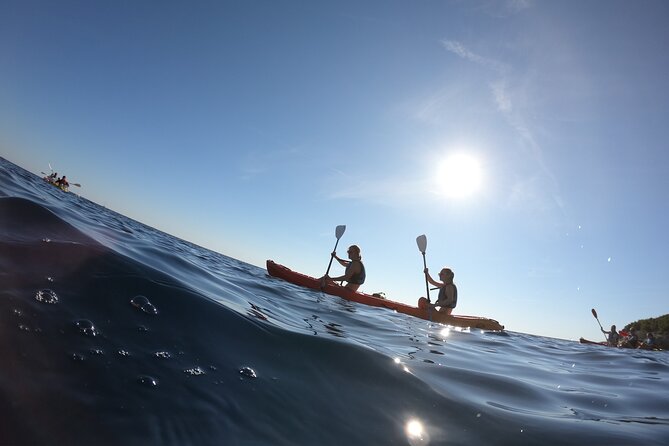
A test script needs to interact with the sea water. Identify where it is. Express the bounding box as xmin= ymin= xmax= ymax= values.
xmin=1 ymin=157 xmax=668 ymax=445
